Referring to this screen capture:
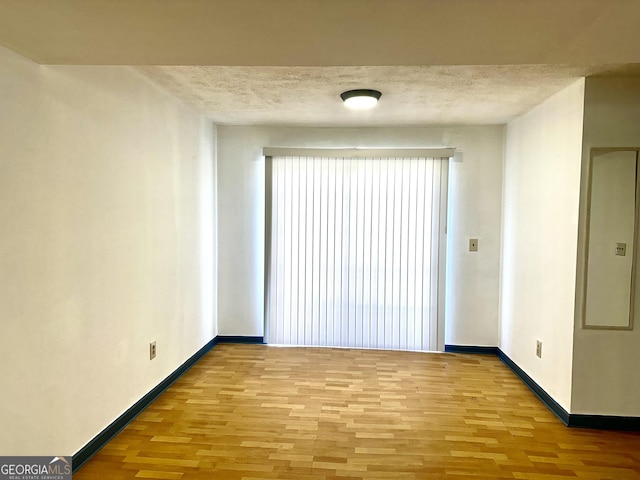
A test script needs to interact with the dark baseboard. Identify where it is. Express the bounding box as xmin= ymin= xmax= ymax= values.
xmin=73 ymin=338 xmax=640 ymax=473
xmin=72 ymin=336 xmax=219 ymax=473
xmin=216 ymin=335 xmax=264 ymax=344
xmin=567 ymin=414 xmax=640 ymax=431
xmin=448 ymin=344 xmax=569 ymax=424
xmin=450 ymin=346 xmax=640 ymax=431
xmin=72 ymin=335 xmax=265 ymax=472
xmin=445 ymin=345 xmax=498 ymax=355
xmin=496 ymin=348 xmax=639 ymax=431
xmin=496 ymin=348 xmax=571 ymax=425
